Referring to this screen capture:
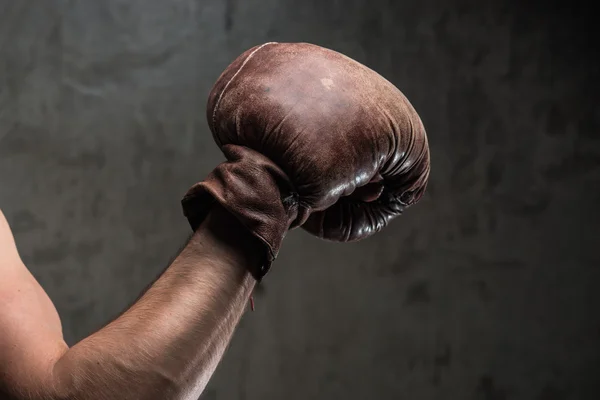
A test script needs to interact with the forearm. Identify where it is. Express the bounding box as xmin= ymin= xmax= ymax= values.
xmin=51 ymin=207 xmax=258 ymax=400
